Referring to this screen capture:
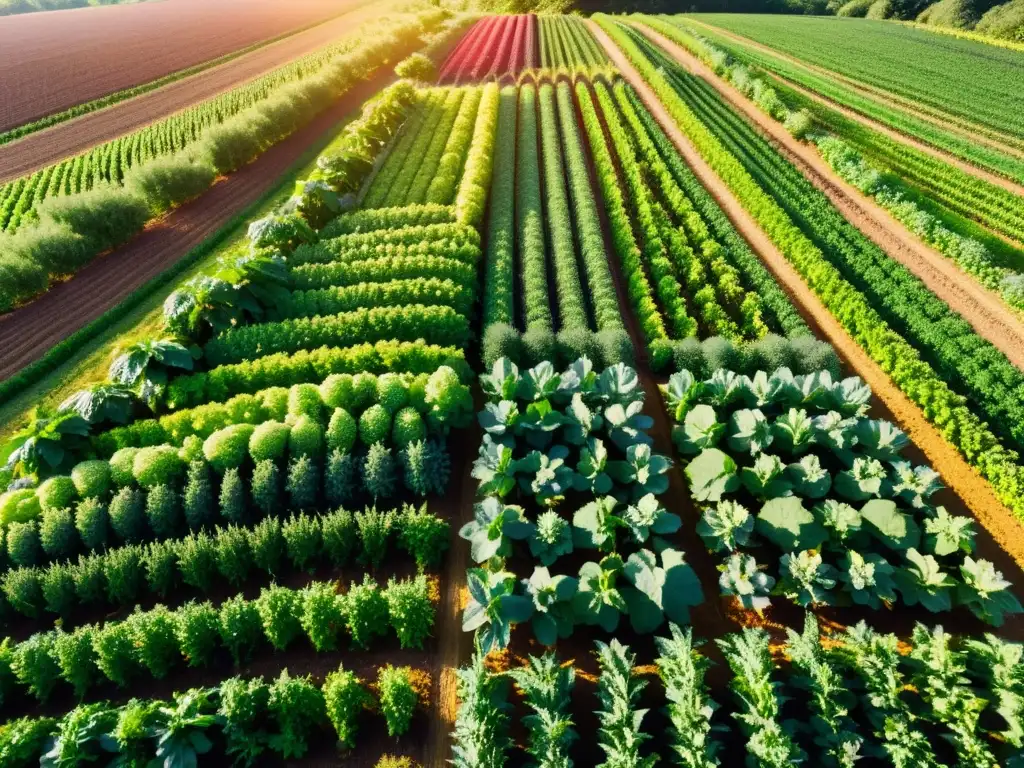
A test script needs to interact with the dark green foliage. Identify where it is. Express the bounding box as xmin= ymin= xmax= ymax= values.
xmin=143 ymin=540 xmax=178 ymax=598
xmin=37 ymin=184 xmax=150 ymax=252
xmin=267 ymin=670 xmax=327 ymax=759
xmin=283 ymin=513 xmax=321 ymax=573
xmin=325 ymin=449 xmax=358 ymax=506
xmin=323 ymin=663 xmax=371 ymax=749
xmin=250 ymin=517 xmax=285 ymax=575
xmin=702 ymin=336 xmax=742 ymax=374
xmin=482 ymin=323 xmax=523 ymax=368
xmin=128 ymin=605 xmax=179 ymax=680
xmin=12 ymin=632 xmax=60 ymax=701
xmin=108 ymin=487 xmax=146 ymax=543
xmin=377 ymin=665 xmax=417 ymax=737
xmin=557 ymin=328 xmax=600 ymax=369
xmin=74 ymin=498 xmax=109 ymax=551
xmin=220 ymin=675 xmax=271 ymax=766
xmin=53 ymin=626 xmax=98 ymax=699
xmin=41 ymin=563 xmax=76 ymax=617
xmin=176 ymin=532 xmax=218 ymax=592
xmin=7 ymin=521 xmax=41 ymax=567
xmin=219 ymin=594 xmax=262 ymax=665
xmin=252 ymin=459 xmax=281 ymax=515
xmin=521 ymin=326 xmax=557 ymax=366
xmin=300 ymin=582 xmax=344 ymax=652
xmin=219 ymin=467 xmax=246 ymax=524
xmin=174 ymin=601 xmax=220 ymax=668
xmin=400 ymin=440 xmax=450 ymax=496
xmin=73 ymin=554 xmax=105 ymax=606
xmin=398 ymin=504 xmax=449 ymax=571
xmin=92 ymin=622 xmax=138 ymax=688
xmin=596 ymin=328 xmax=635 ymax=368
xmin=183 ymin=461 xmax=214 ymax=531
xmin=356 ymin=507 xmax=395 ymax=569
xmin=791 ymin=336 xmax=842 ymax=378
xmin=321 ymin=507 xmax=357 ymax=567
xmin=103 ymin=544 xmax=143 ymax=606
xmin=2 ymin=565 xmax=43 ymax=617
xmin=145 ymin=484 xmax=180 ymax=539
xmin=363 ymin=443 xmax=397 ymax=499
xmin=286 ymin=456 xmax=319 ymax=510
xmin=384 ymin=576 xmax=434 ymax=650
xmin=39 ymin=507 xmax=78 ymax=560
xmin=215 ymin=525 xmax=253 ymax=587
xmin=343 ymin=576 xmax=388 ymax=650
xmin=257 ymin=584 xmax=303 ymax=651
xmin=124 ymin=154 xmax=216 ymax=213
xmin=749 ymin=333 xmax=797 ymax=372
